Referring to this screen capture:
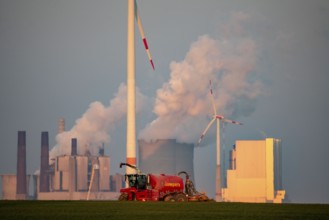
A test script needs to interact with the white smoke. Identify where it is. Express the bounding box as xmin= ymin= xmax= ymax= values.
xmin=139 ymin=12 xmax=265 ymax=144
xmin=49 ymin=83 xmax=147 ymax=159
xmin=49 ymin=12 xmax=265 ymax=158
